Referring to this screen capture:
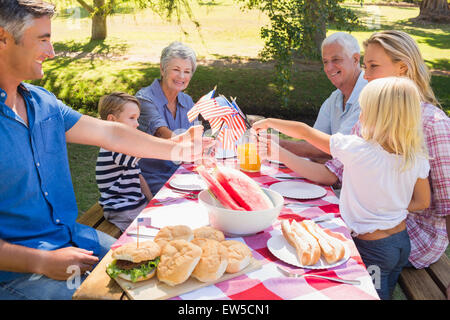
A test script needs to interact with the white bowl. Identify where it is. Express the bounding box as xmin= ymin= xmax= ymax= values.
xmin=198 ymin=188 xmax=284 ymax=237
